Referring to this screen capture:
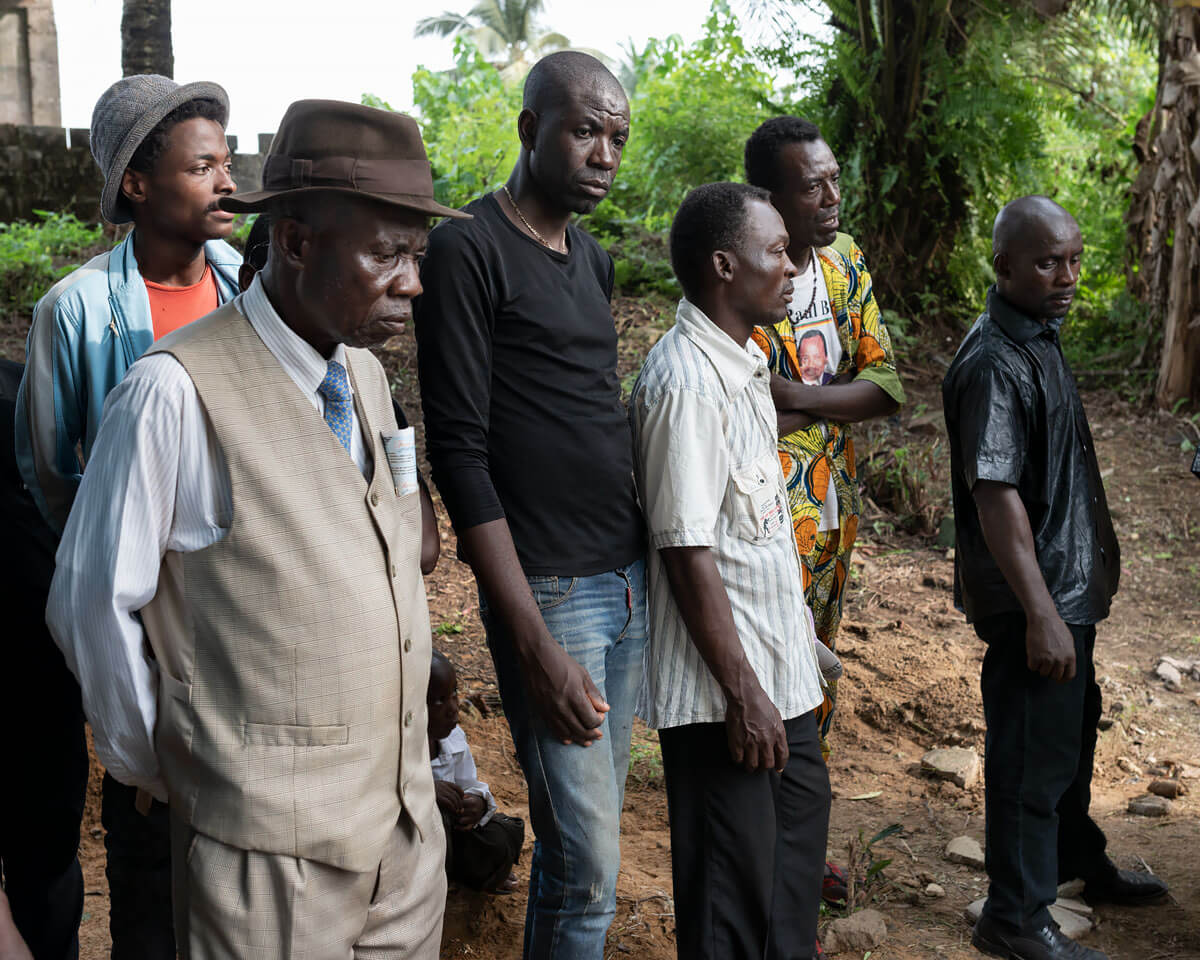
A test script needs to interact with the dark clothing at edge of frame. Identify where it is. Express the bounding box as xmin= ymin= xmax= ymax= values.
xmin=942 ymin=286 xmax=1119 ymax=625
xmin=0 ymin=359 xmax=88 ymax=960
xmin=415 ymin=193 xmax=644 ymax=577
